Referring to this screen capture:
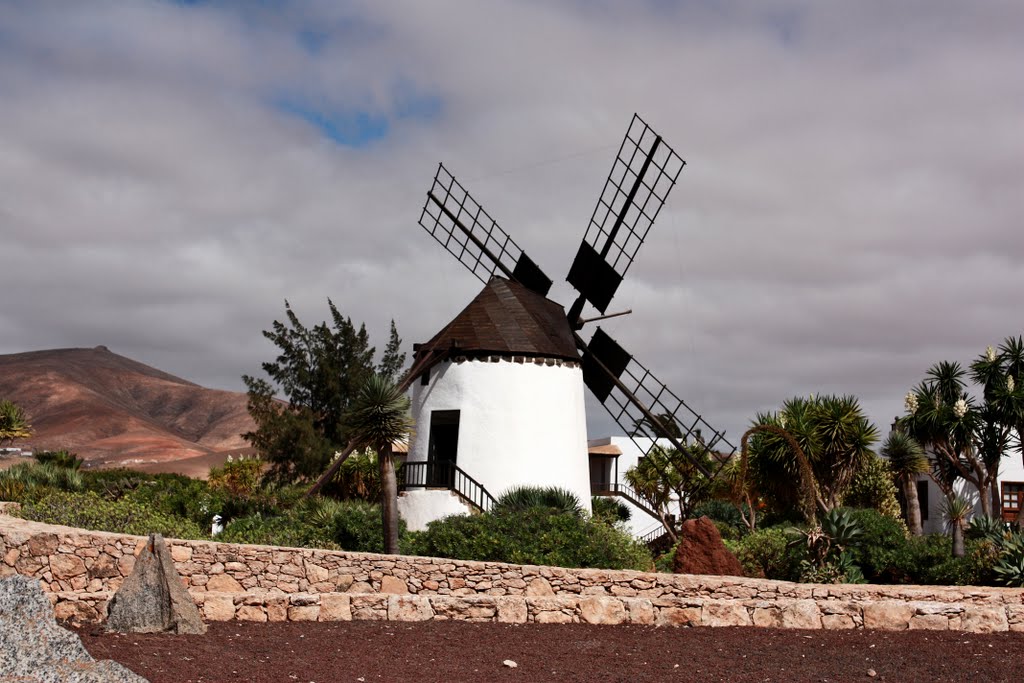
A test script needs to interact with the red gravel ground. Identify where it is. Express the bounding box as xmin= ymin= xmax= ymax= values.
xmin=77 ymin=621 xmax=1024 ymax=683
